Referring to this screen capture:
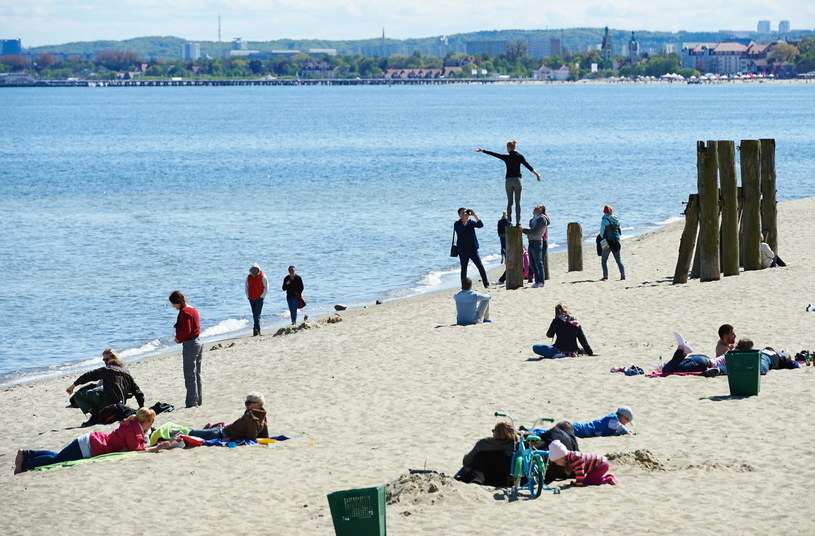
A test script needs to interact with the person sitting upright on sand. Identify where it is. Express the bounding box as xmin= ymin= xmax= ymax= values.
xmin=453 ymin=277 xmax=491 ymax=325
